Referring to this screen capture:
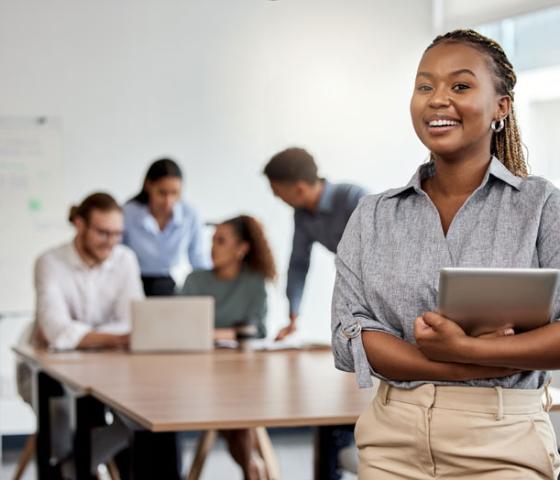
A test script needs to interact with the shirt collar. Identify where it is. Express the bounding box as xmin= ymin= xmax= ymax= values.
xmin=169 ymin=202 xmax=184 ymax=225
xmin=487 ymin=156 xmax=523 ymax=190
xmin=140 ymin=201 xmax=184 ymax=232
xmin=66 ymin=241 xmax=116 ymax=271
xmin=384 ymin=156 xmax=522 ymax=199
xmin=66 ymin=241 xmax=87 ymax=269
xmin=317 ymin=180 xmax=335 ymax=213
